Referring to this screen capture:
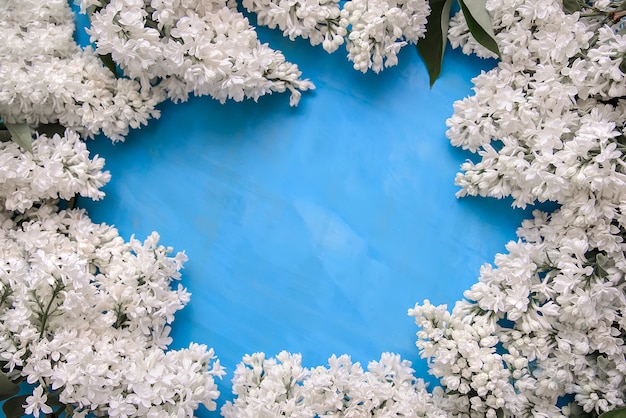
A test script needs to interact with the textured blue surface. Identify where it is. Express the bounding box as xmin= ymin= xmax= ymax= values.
xmin=74 ymin=9 xmax=536 ymax=416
